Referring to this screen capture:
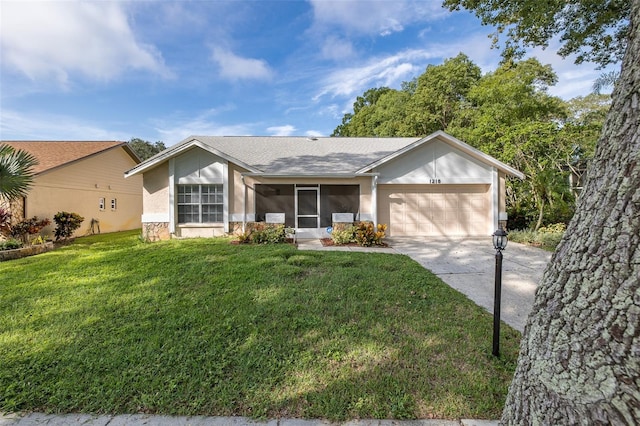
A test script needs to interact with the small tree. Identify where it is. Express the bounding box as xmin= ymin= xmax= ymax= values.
xmin=53 ymin=212 xmax=84 ymax=241
xmin=0 ymin=144 xmax=38 ymax=202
